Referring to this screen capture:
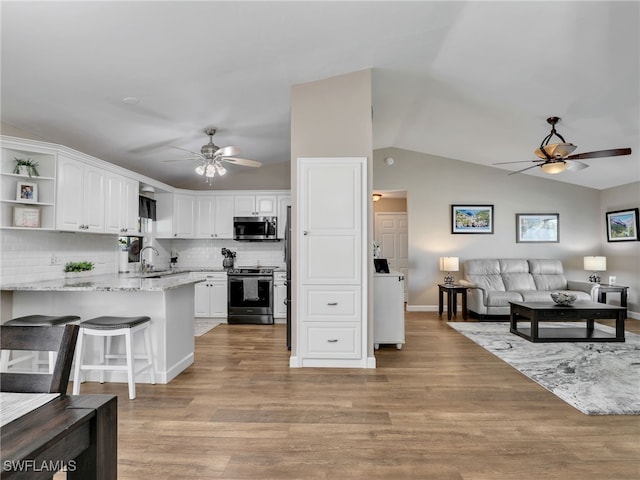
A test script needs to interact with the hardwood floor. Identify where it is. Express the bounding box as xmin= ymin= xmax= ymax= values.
xmin=73 ymin=312 xmax=640 ymax=479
